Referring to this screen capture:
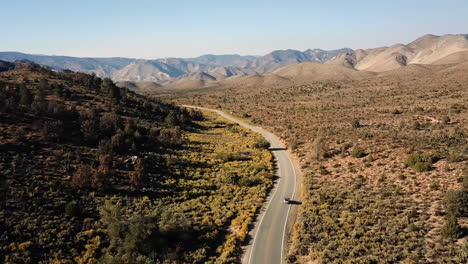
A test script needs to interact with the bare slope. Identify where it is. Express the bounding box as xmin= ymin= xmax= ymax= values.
xmin=111 ymin=59 xmax=182 ymax=82
xmin=328 ymin=34 xmax=468 ymax=72
xmin=220 ymin=73 xmax=293 ymax=89
xmin=432 ymin=50 xmax=468 ymax=65
xmin=274 ymin=62 xmax=376 ymax=81
xmin=116 ymin=80 xmax=162 ymax=92
xmin=165 ymin=62 xmax=376 ymax=90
